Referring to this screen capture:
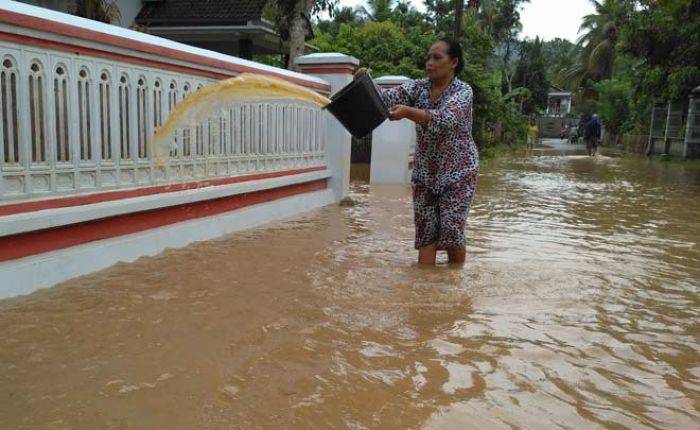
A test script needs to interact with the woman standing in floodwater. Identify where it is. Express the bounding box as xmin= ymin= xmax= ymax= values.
xmin=356 ymin=38 xmax=478 ymax=265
